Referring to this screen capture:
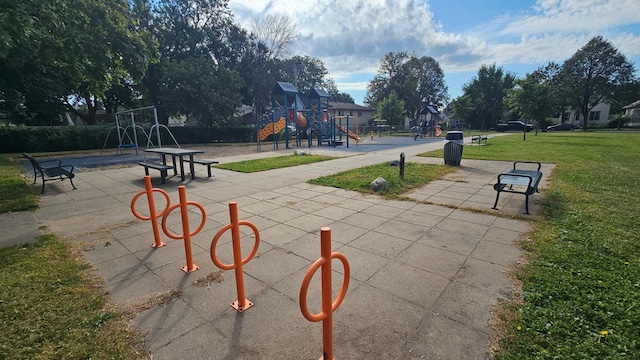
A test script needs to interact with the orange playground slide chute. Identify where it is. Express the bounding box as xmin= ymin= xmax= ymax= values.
xmin=335 ymin=124 xmax=360 ymax=142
